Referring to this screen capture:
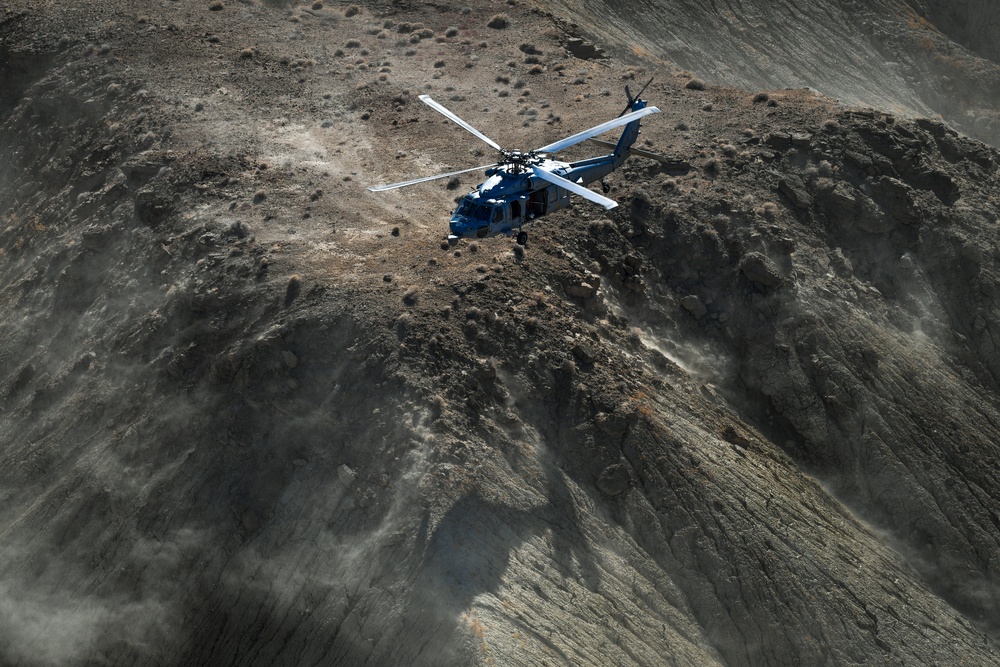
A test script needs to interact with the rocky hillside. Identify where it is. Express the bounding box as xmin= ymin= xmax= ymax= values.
xmin=549 ymin=0 xmax=1000 ymax=147
xmin=1 ymin=1 xmax=999 ymax=665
